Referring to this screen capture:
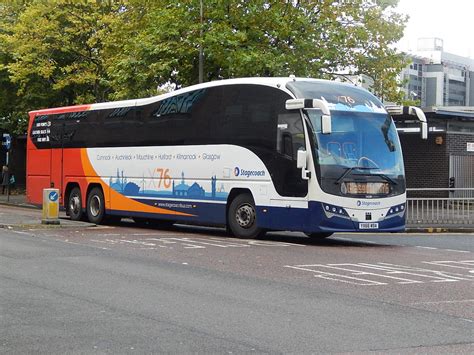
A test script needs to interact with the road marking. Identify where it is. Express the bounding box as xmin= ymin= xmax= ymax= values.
xmin=285 ymin=261 xmax=474 ymax=286
xmin=90 ymin=239 xmax=167 ymax=248
xmin=284 ymin=265 xmax=387 ymax=285
xmin=444 ymin=249 xmax=471 ymax=253
xmin=410 ymin=299 xmax=474 ymax=305
xmin=87 ymin=235 xmax=302 ymax=250
xmin=416 ymin=246 xmax=438 ymax=250
xmin=146 ymin=237 xmax=248 ymax=248
xmin=9 ymin=230 xmax=34 ymax=236
xmin=422 ymin=260 xmax=474 ymax=271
